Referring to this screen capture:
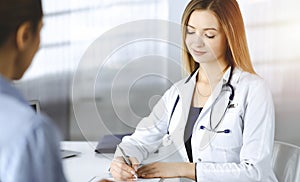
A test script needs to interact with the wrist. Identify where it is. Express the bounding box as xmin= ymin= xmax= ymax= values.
xmin=178 ymin=162 xmax=195 ymax=179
